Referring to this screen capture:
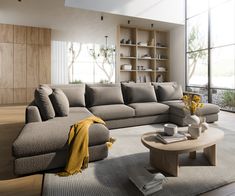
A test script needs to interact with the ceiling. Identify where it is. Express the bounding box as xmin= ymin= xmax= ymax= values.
xmin=65 ymin=0 xmax=185 ymax=25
